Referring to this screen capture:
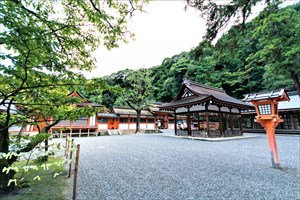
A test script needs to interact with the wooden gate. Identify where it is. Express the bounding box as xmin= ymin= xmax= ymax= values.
xmin=108 ymin=118 xmax=119 ymax=129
